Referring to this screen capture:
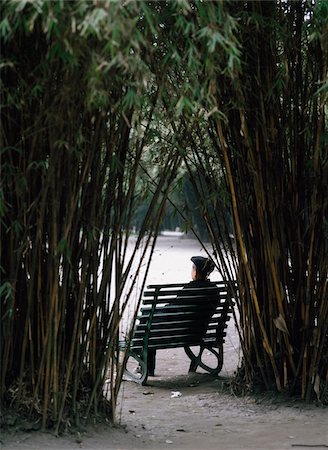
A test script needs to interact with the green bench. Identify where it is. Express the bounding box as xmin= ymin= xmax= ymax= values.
xmin=122 ymin=281 xmax=235 ymax=385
